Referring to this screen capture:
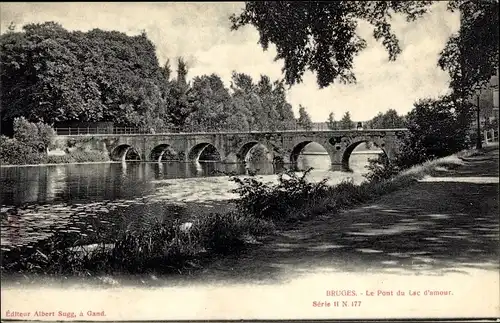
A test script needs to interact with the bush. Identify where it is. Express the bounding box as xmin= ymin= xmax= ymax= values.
xmin=0 ymin=118 xmax=58 ymax=165
xmin=230 ymin=168 xmax=329 ymax=221
xmin=196 ymin=212 xmax=247 ymax=253
xmin=394 ymin=97 xmax=472 ymax=169
xmin=1 ymin=207 xmax=275 ymax=276
xmin=13 ymin=117 xmax=55 ymax=152
xmin=0 ymin=136 xmax=45 ymax=165
xmin=364 ymin=153 xmax=400 ymax=182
